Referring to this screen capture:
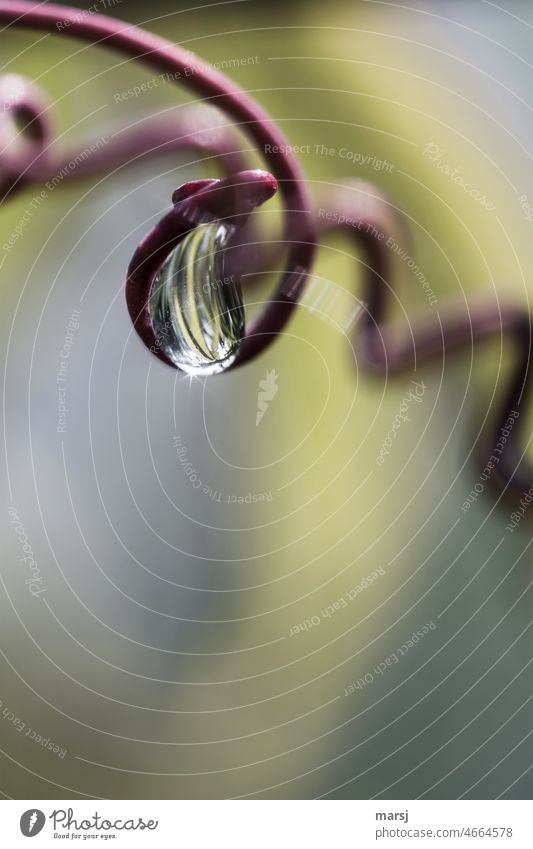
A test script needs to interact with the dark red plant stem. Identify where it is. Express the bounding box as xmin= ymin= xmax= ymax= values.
xmin=5 ymin=106 xmax=249 ymax=194
xmin=0 ymin=3 xmax=530 ymax=502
